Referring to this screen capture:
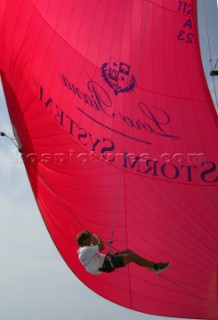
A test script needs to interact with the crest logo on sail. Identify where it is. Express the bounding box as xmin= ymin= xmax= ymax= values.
xmin=101 ymin=58 xmax=136 ymax=95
